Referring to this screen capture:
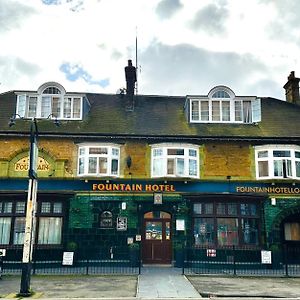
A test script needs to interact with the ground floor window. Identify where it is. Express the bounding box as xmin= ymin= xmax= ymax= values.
xmin=284 ymin=222 xmax=300 ymax=241
xmin=193 ymin=200 xmax=260 ymax=247
xmin=0 ymin=198 xmax=64 ymax=246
